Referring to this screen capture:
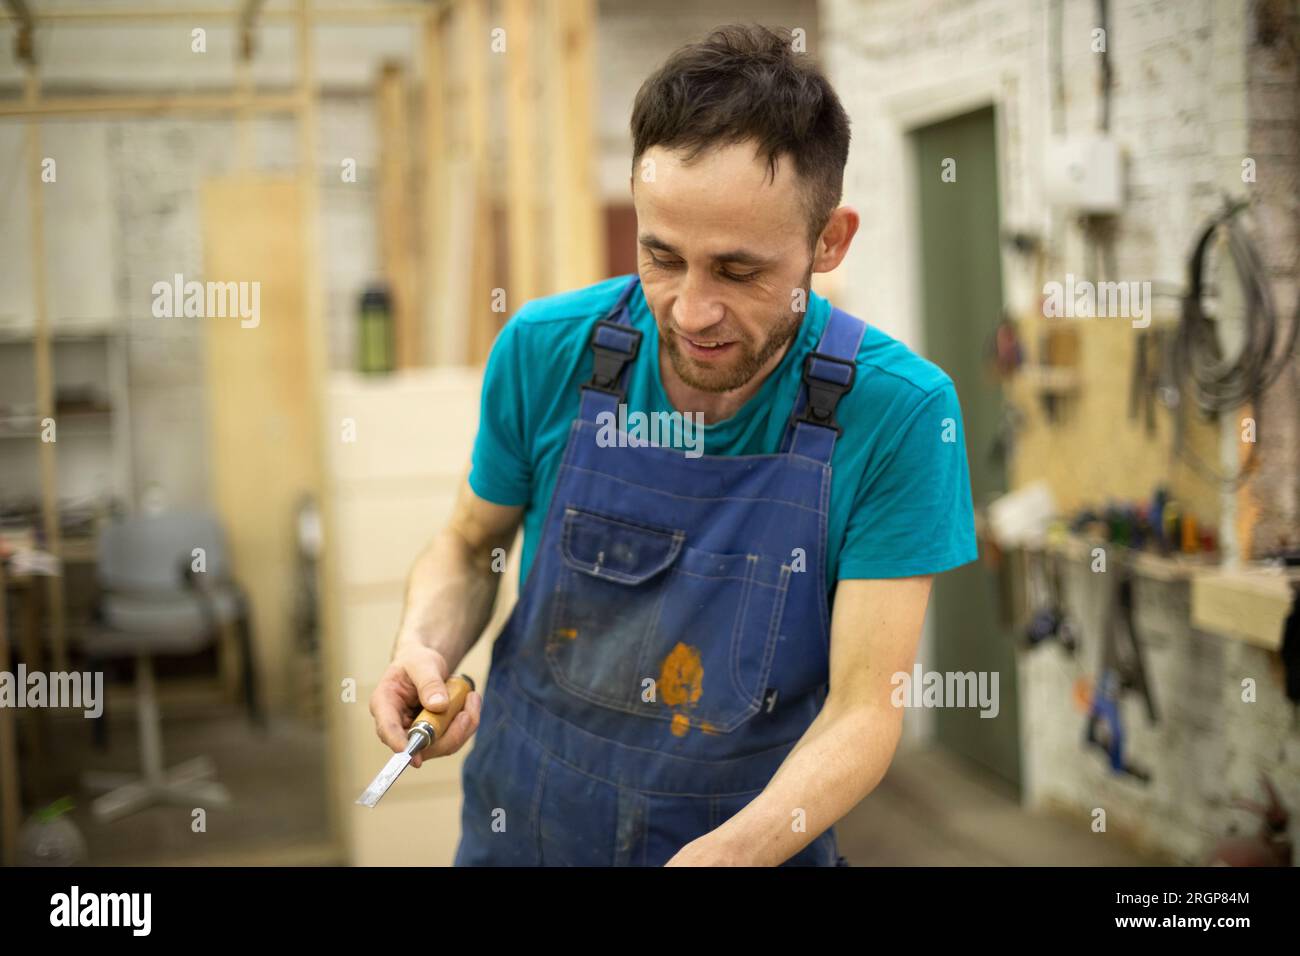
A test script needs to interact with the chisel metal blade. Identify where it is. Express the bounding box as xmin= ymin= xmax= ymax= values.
xmin=355 ymin=675 xmax=476 ymax=808
xmin=356 ymin=750 xmax=414 ymax=808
